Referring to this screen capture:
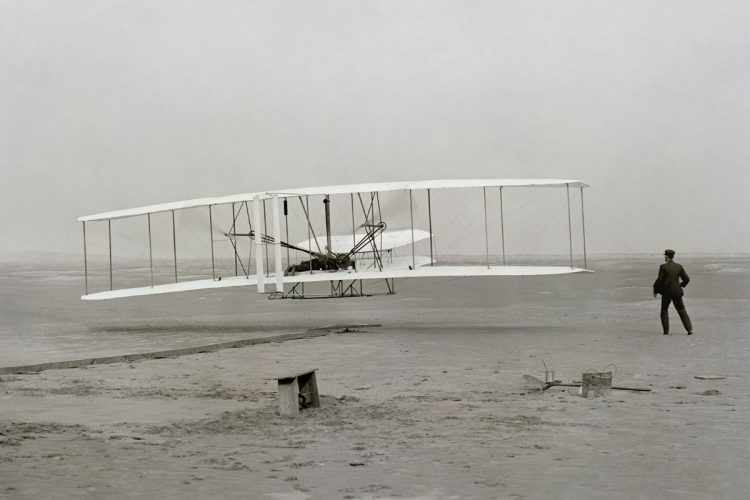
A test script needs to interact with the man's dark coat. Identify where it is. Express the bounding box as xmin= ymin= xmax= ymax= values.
xmin=653 ymin=261 xmax=690 ymax=297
